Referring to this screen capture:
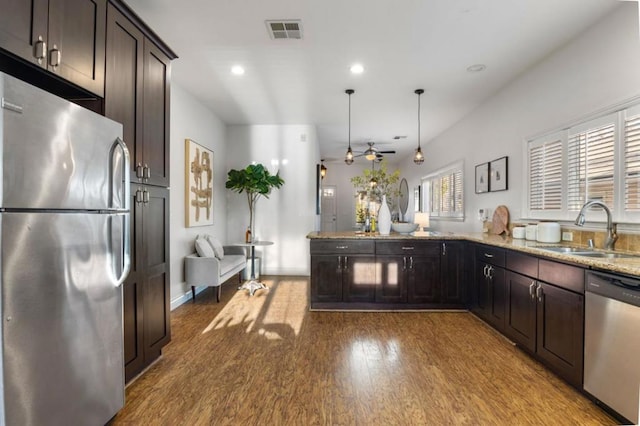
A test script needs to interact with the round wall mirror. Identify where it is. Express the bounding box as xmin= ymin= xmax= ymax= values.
xmin=398 ymin=178 xmax=409 ymax=220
